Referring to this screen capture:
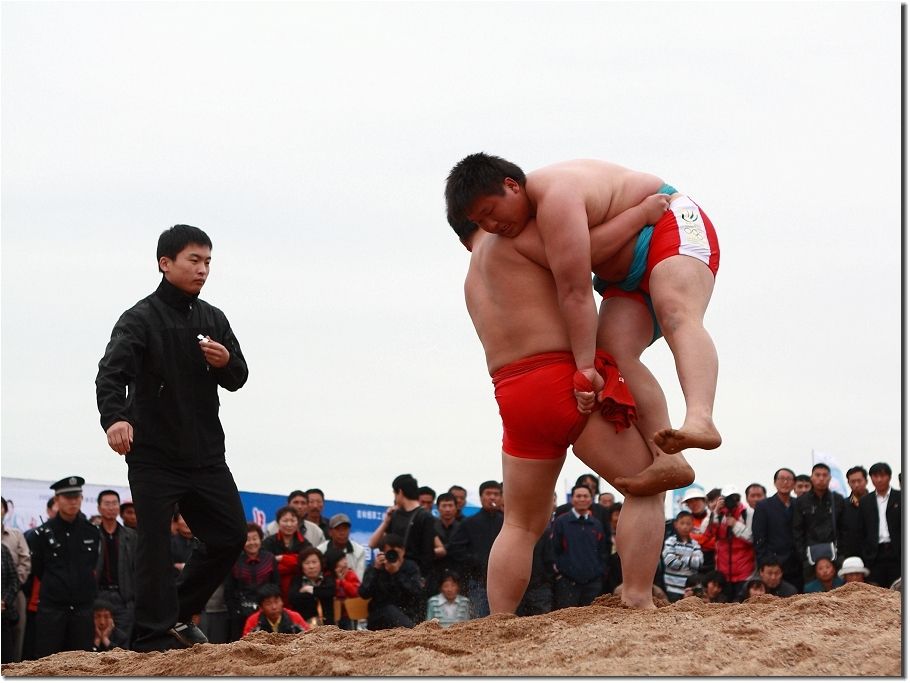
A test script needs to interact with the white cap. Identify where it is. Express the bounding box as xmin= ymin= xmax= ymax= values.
xmin=682 ymin=487 xmax=706 ymax=501
xmin=838 ymin=556 xmax=870 ymax=578
xmin=721 ymin=485 xmax=738 ymax=497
